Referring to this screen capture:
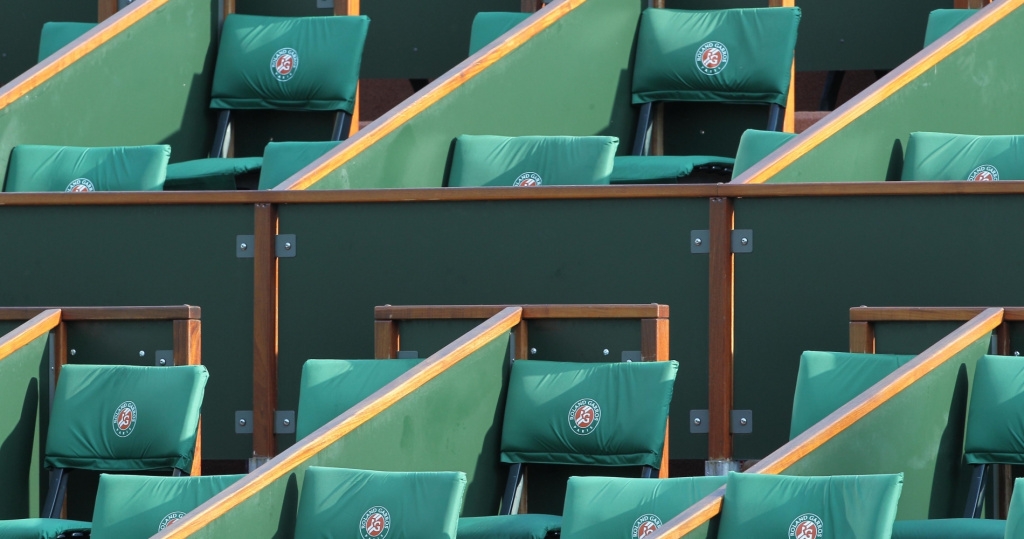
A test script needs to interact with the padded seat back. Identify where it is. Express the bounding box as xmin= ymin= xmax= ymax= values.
xmin=902 ymin=132 xmax=1024 ymax=181
xmin=258 ymin=141 xmax=342 ymax=190
xmin=38 ymin=22 xmax=97 ymax=62
xmin=924 ymin=9 xmax=978 ymax=47
xmin=4 ymin=145 xmax=171 ymax=192
xmin=1007 ymin=478 xmax=1024 ymax=538
xmin=965 ymin=355 xmax=1024 ymax=465
xmin=499 ymin=360 xmax=678 ymax=468
xmin=448 ymin=135 xmax=619 ymax=187
xmin=731 ymin=129 xmax=797 ymax=178
xmin=468 ymin=12 xmax=531 ymax=56
xmin=44 ymin=364 xmax=208 ymax=472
